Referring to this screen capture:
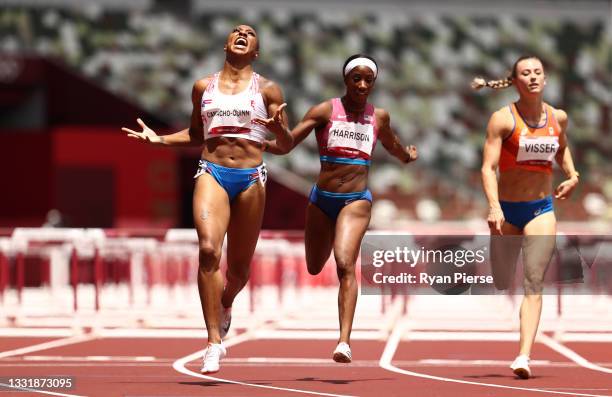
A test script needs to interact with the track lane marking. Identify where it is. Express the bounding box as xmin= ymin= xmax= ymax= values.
xmin=539 ymin=334 xmax=612 ymax=374
xmin=379 ymin=320 xmax=610 ymax=397
xmin=0 ymin=335 xmax=96 ymax=359
xmin=172 ymin=326 xmax=356 ymax=397
xmin=0 ymin=383 xmax=85 ymax=397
